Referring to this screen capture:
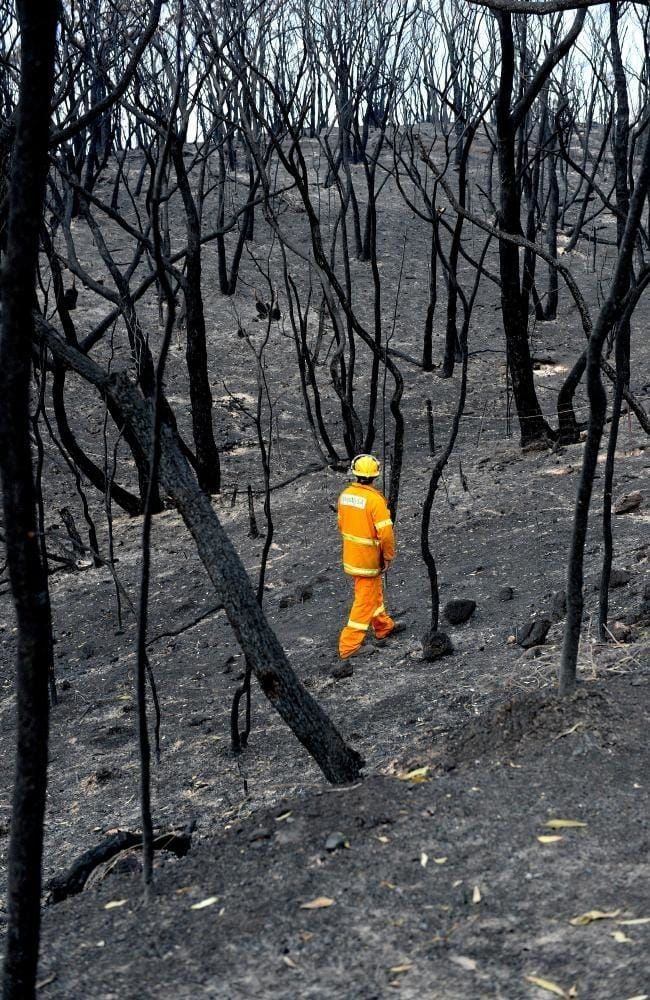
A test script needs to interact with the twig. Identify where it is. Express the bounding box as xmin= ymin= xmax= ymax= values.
xmin=147 ymin=605 xmax=223 ymax=646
